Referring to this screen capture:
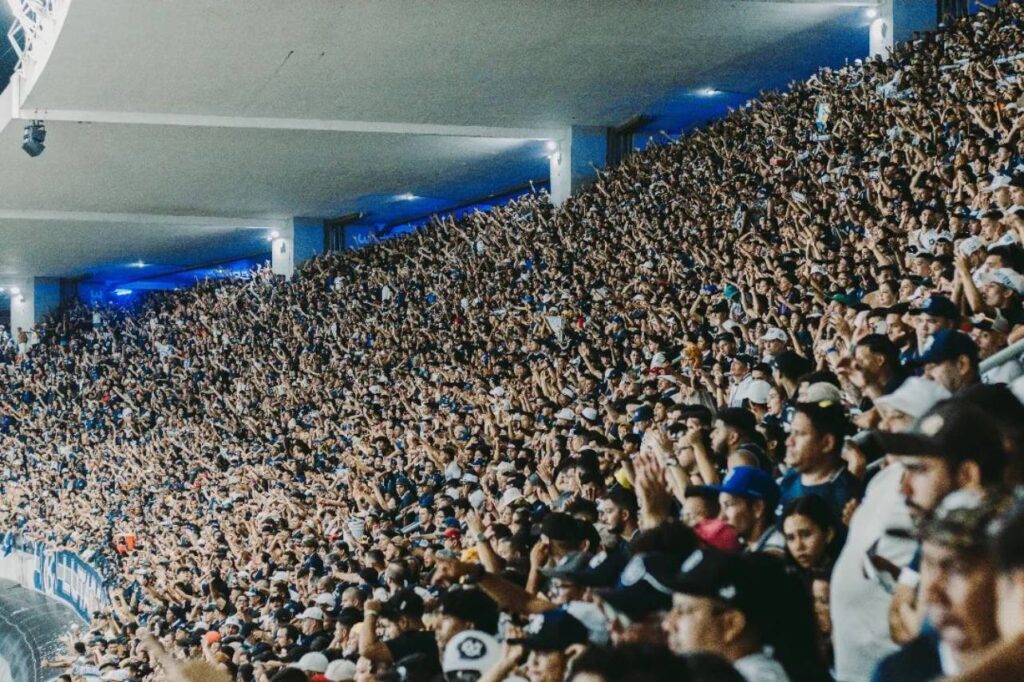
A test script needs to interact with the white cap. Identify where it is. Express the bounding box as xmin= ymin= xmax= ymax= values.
xmin=581 ymin=407 xmax=599 ymax=422
xmin=314 ymin=593 xmax=337 ymax=607
xmin=500 ymin=487 xmax=523 ymax=509
xmin=745 ymin=380 xmax=772 ymax=405
xmin=561 ymin=387 xmax=577 ymax=400
xmin=297 ymin=606 xmax=325 ymax=621
xmin=489 ymin=386 xmax=505 ymax=397
xmin=874 ymin=377 xmax=951 ymax=419
xmin=270 ymin=571 xmax=291 ymax=584
xmin=803 ymin=382 xmax=842 ymax=403
xmin=959 ymin=236 xmax=985 ymax=256
xmin=293 ymin=651 xmax=329 ymax=673
xmin=468 ymin=489 xmax=486 ymax=510
xmin=442 ymin=630 xmax=502 ymax=674
xmin=976 ymin=267 xmax=1024 ymax=295
xmin=760 ymin=327 xmax=788 ymax=343
xmin=325 ymin=659 xmax=357 ymax=681
xmin=223 ymin=616 xmax=242 ymax=628
xmin=554 ymin=407 xmax=576 ymax=421
xmin=101 ymin=671 xmax=131 ymax=681
xmin=986 ymin=174 xmax=1013 ymax=191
